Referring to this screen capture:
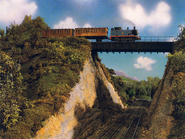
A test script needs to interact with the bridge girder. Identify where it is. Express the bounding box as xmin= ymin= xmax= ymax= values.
xmin=91 ymin=42 xmax=173 ymax=53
